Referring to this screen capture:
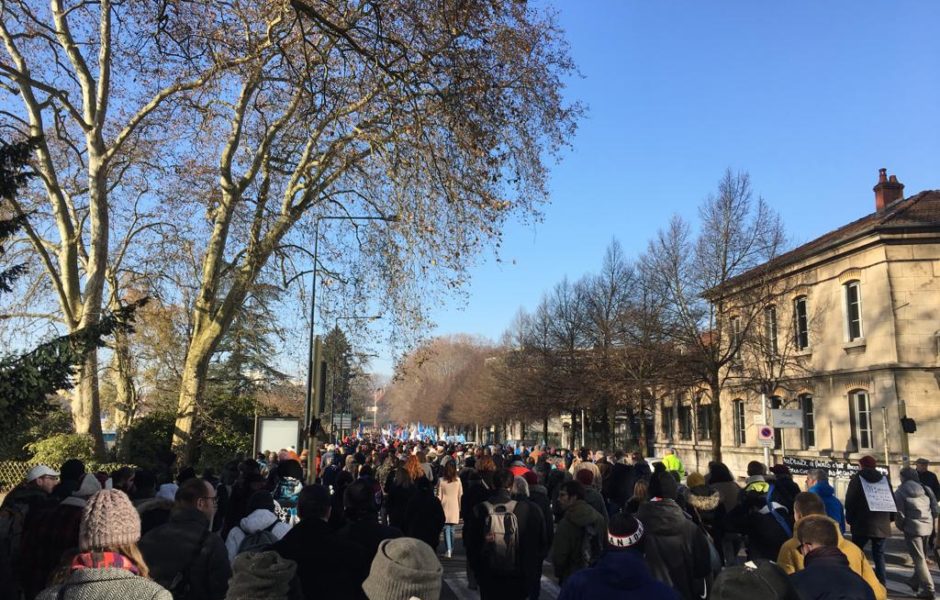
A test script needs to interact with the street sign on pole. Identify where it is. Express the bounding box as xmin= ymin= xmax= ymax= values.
xmin=757 ymin=425 xmax=775 ymax=448
xmin=771 ymin=409 xmax=804 ymax=428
